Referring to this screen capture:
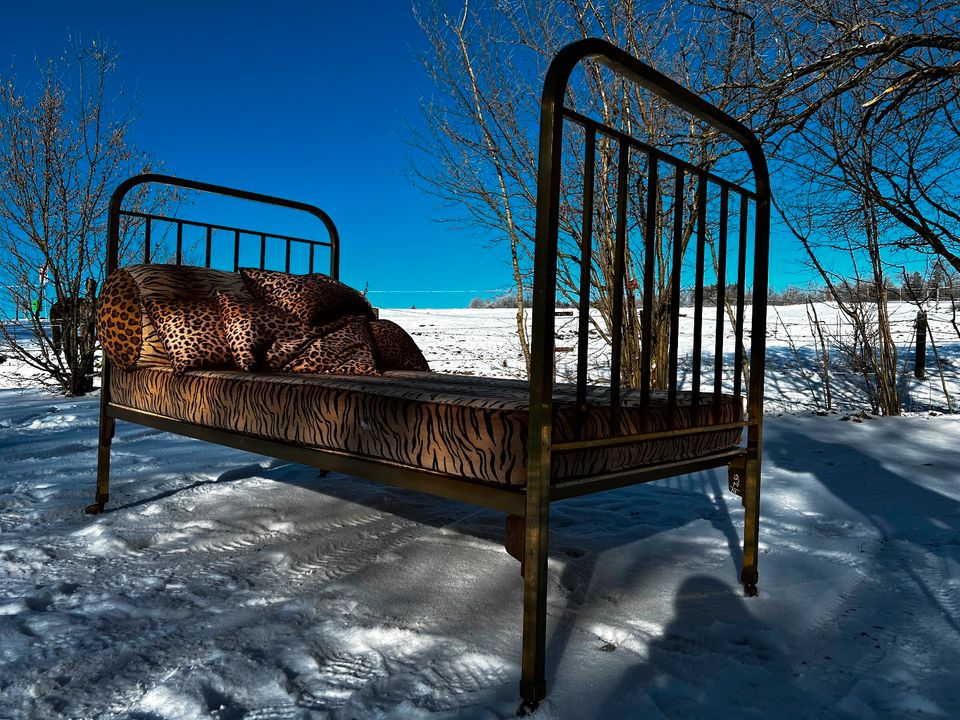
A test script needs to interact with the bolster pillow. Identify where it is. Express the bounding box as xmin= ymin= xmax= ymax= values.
xmin=97 ymin=268 xmax=143 ymax=370
xmin=97 ymin=264 xmax=252 ymax=370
